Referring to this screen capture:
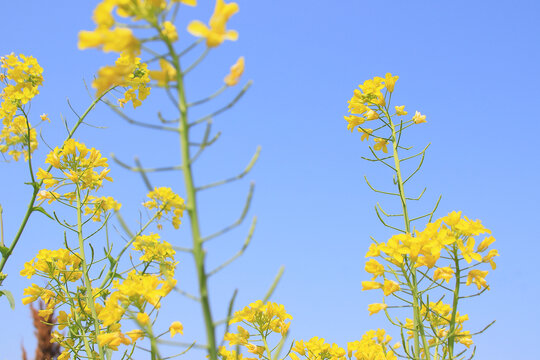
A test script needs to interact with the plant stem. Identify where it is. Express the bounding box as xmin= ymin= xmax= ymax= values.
xmin=385 ymin=107 xmax=431 ymax=360
xmin=447 ymin=245 xmax=461 ymax=359
xmin=76 ymin=188 xmax=105 ymax=360
xmin=162 ymin=35 xmax=218 ymax=360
